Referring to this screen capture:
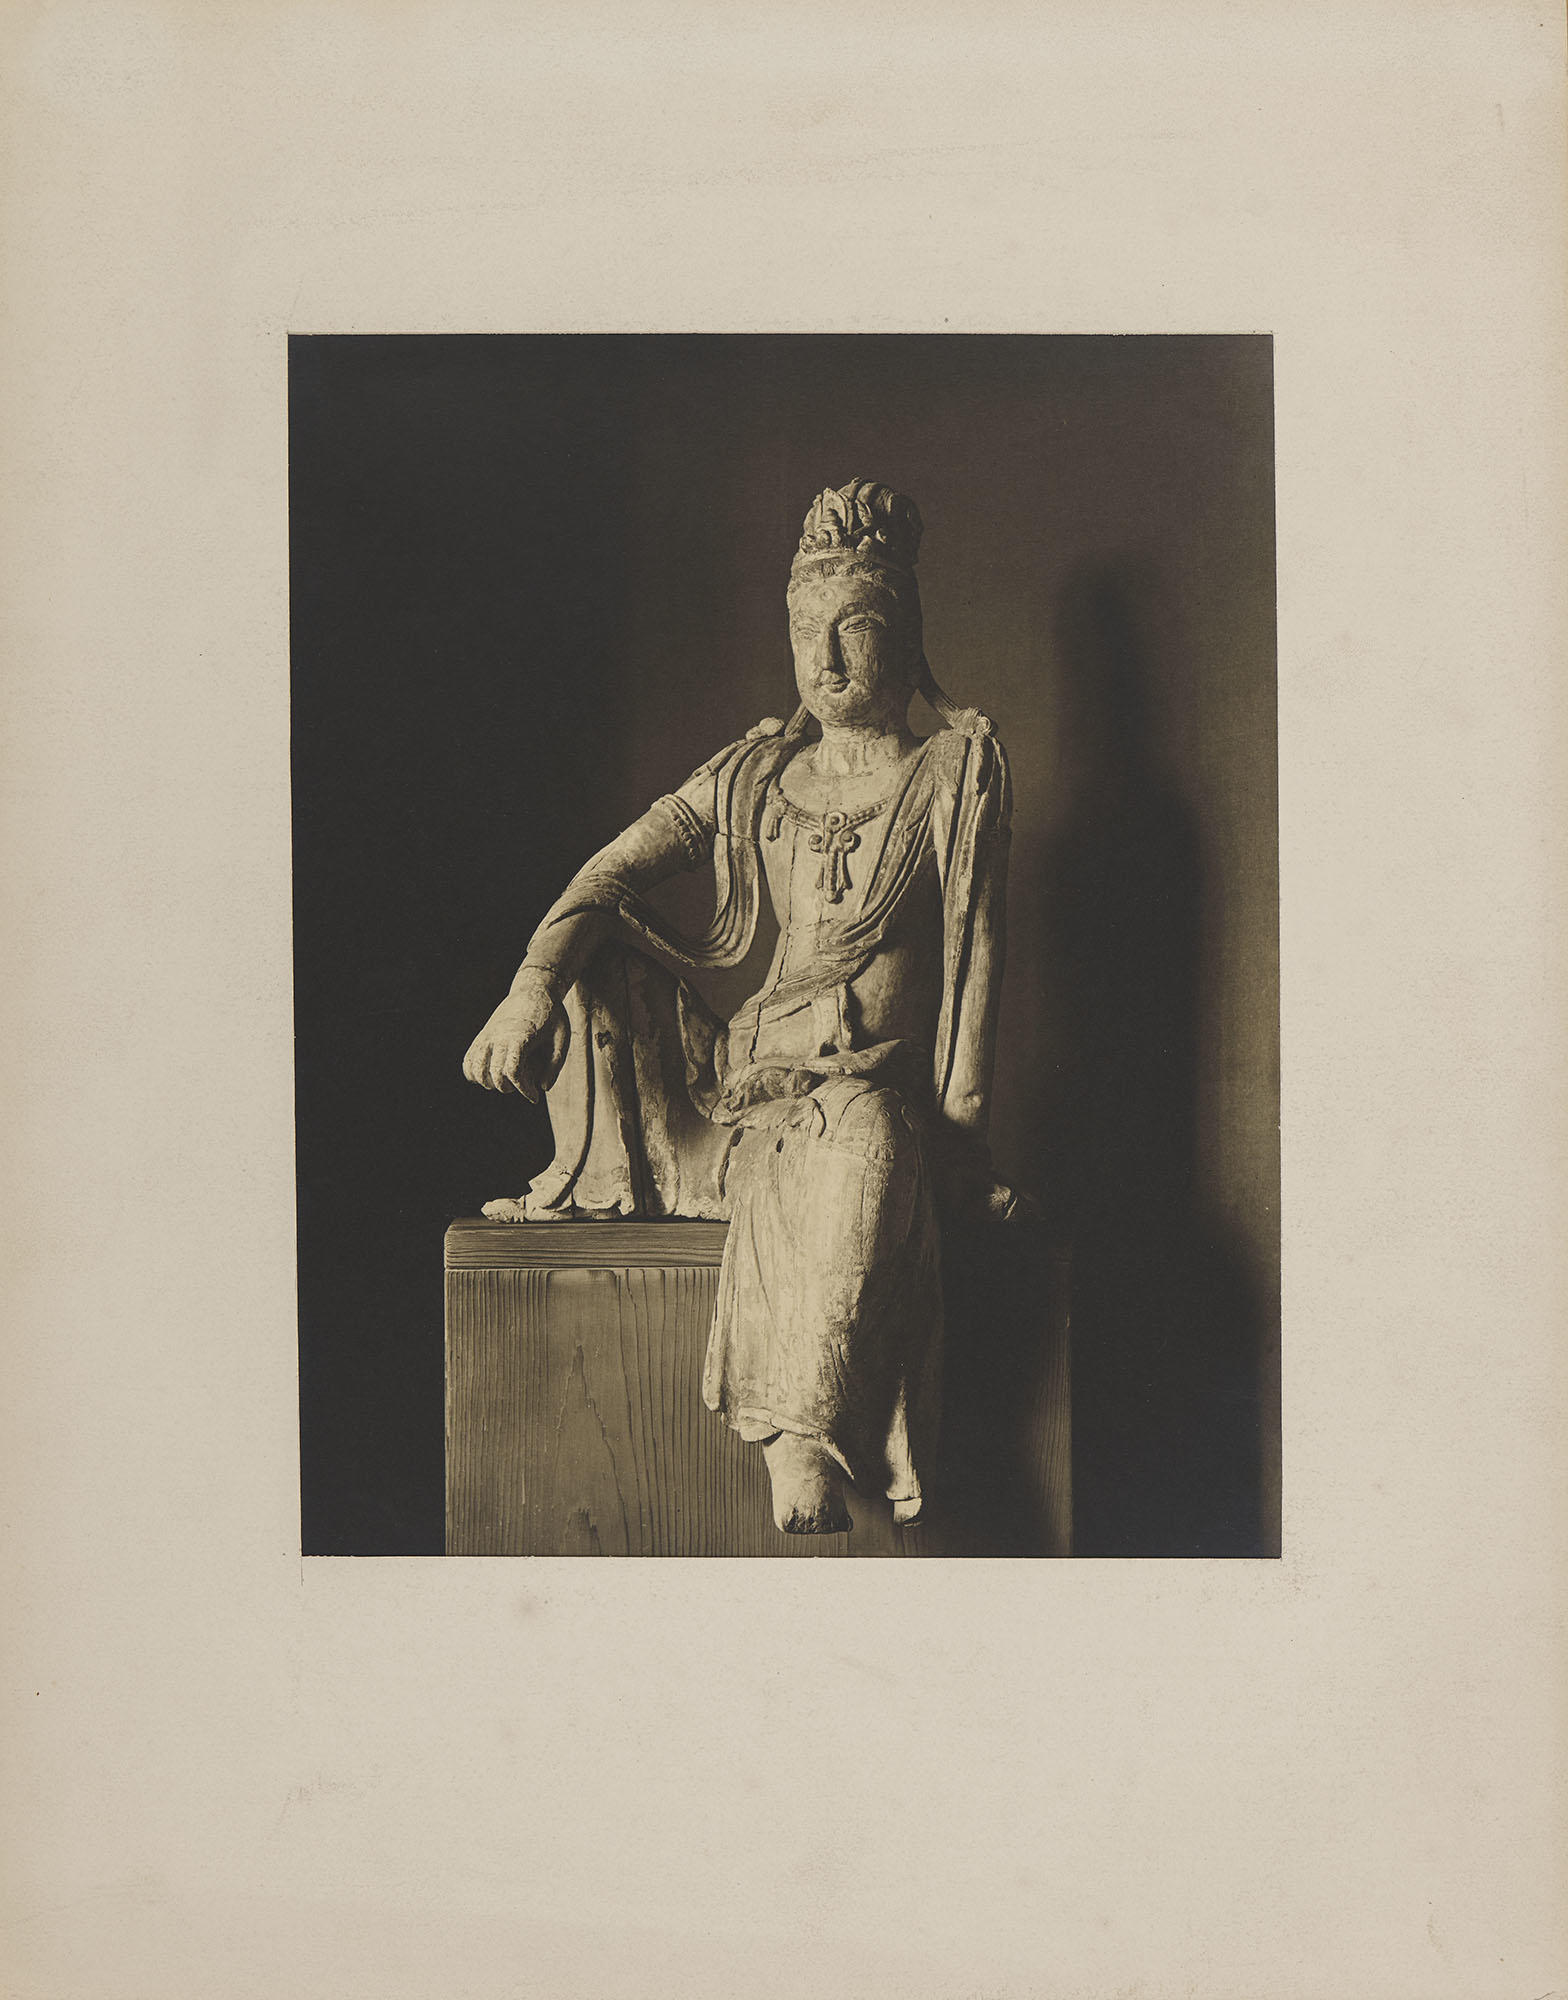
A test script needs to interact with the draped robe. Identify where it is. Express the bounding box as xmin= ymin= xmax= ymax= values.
xmin=494 ymin=711 xmax=1012 ymax=1509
